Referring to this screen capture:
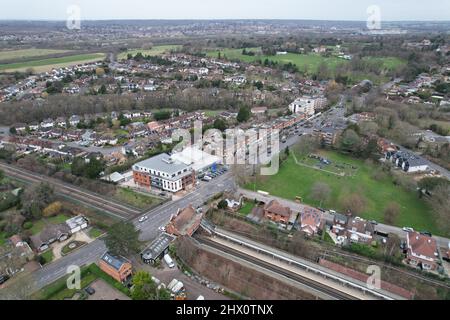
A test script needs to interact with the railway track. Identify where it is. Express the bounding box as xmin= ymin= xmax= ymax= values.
xmin=0 ymin=162 xmax=141 ymax=220
xmin=195 ymin=235 xmax=357 ymax=300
